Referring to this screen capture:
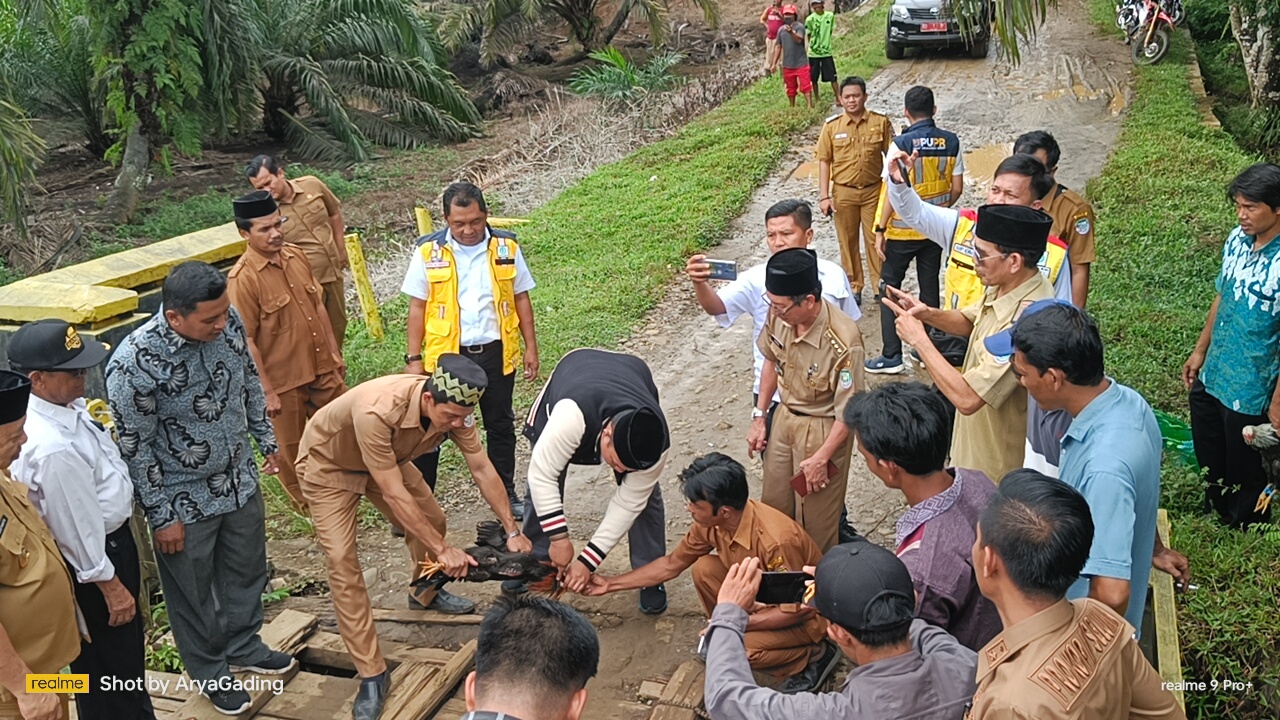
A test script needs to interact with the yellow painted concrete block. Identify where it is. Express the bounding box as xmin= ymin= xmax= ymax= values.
xmin=0 ymin=281 xmax=138 ymax=324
